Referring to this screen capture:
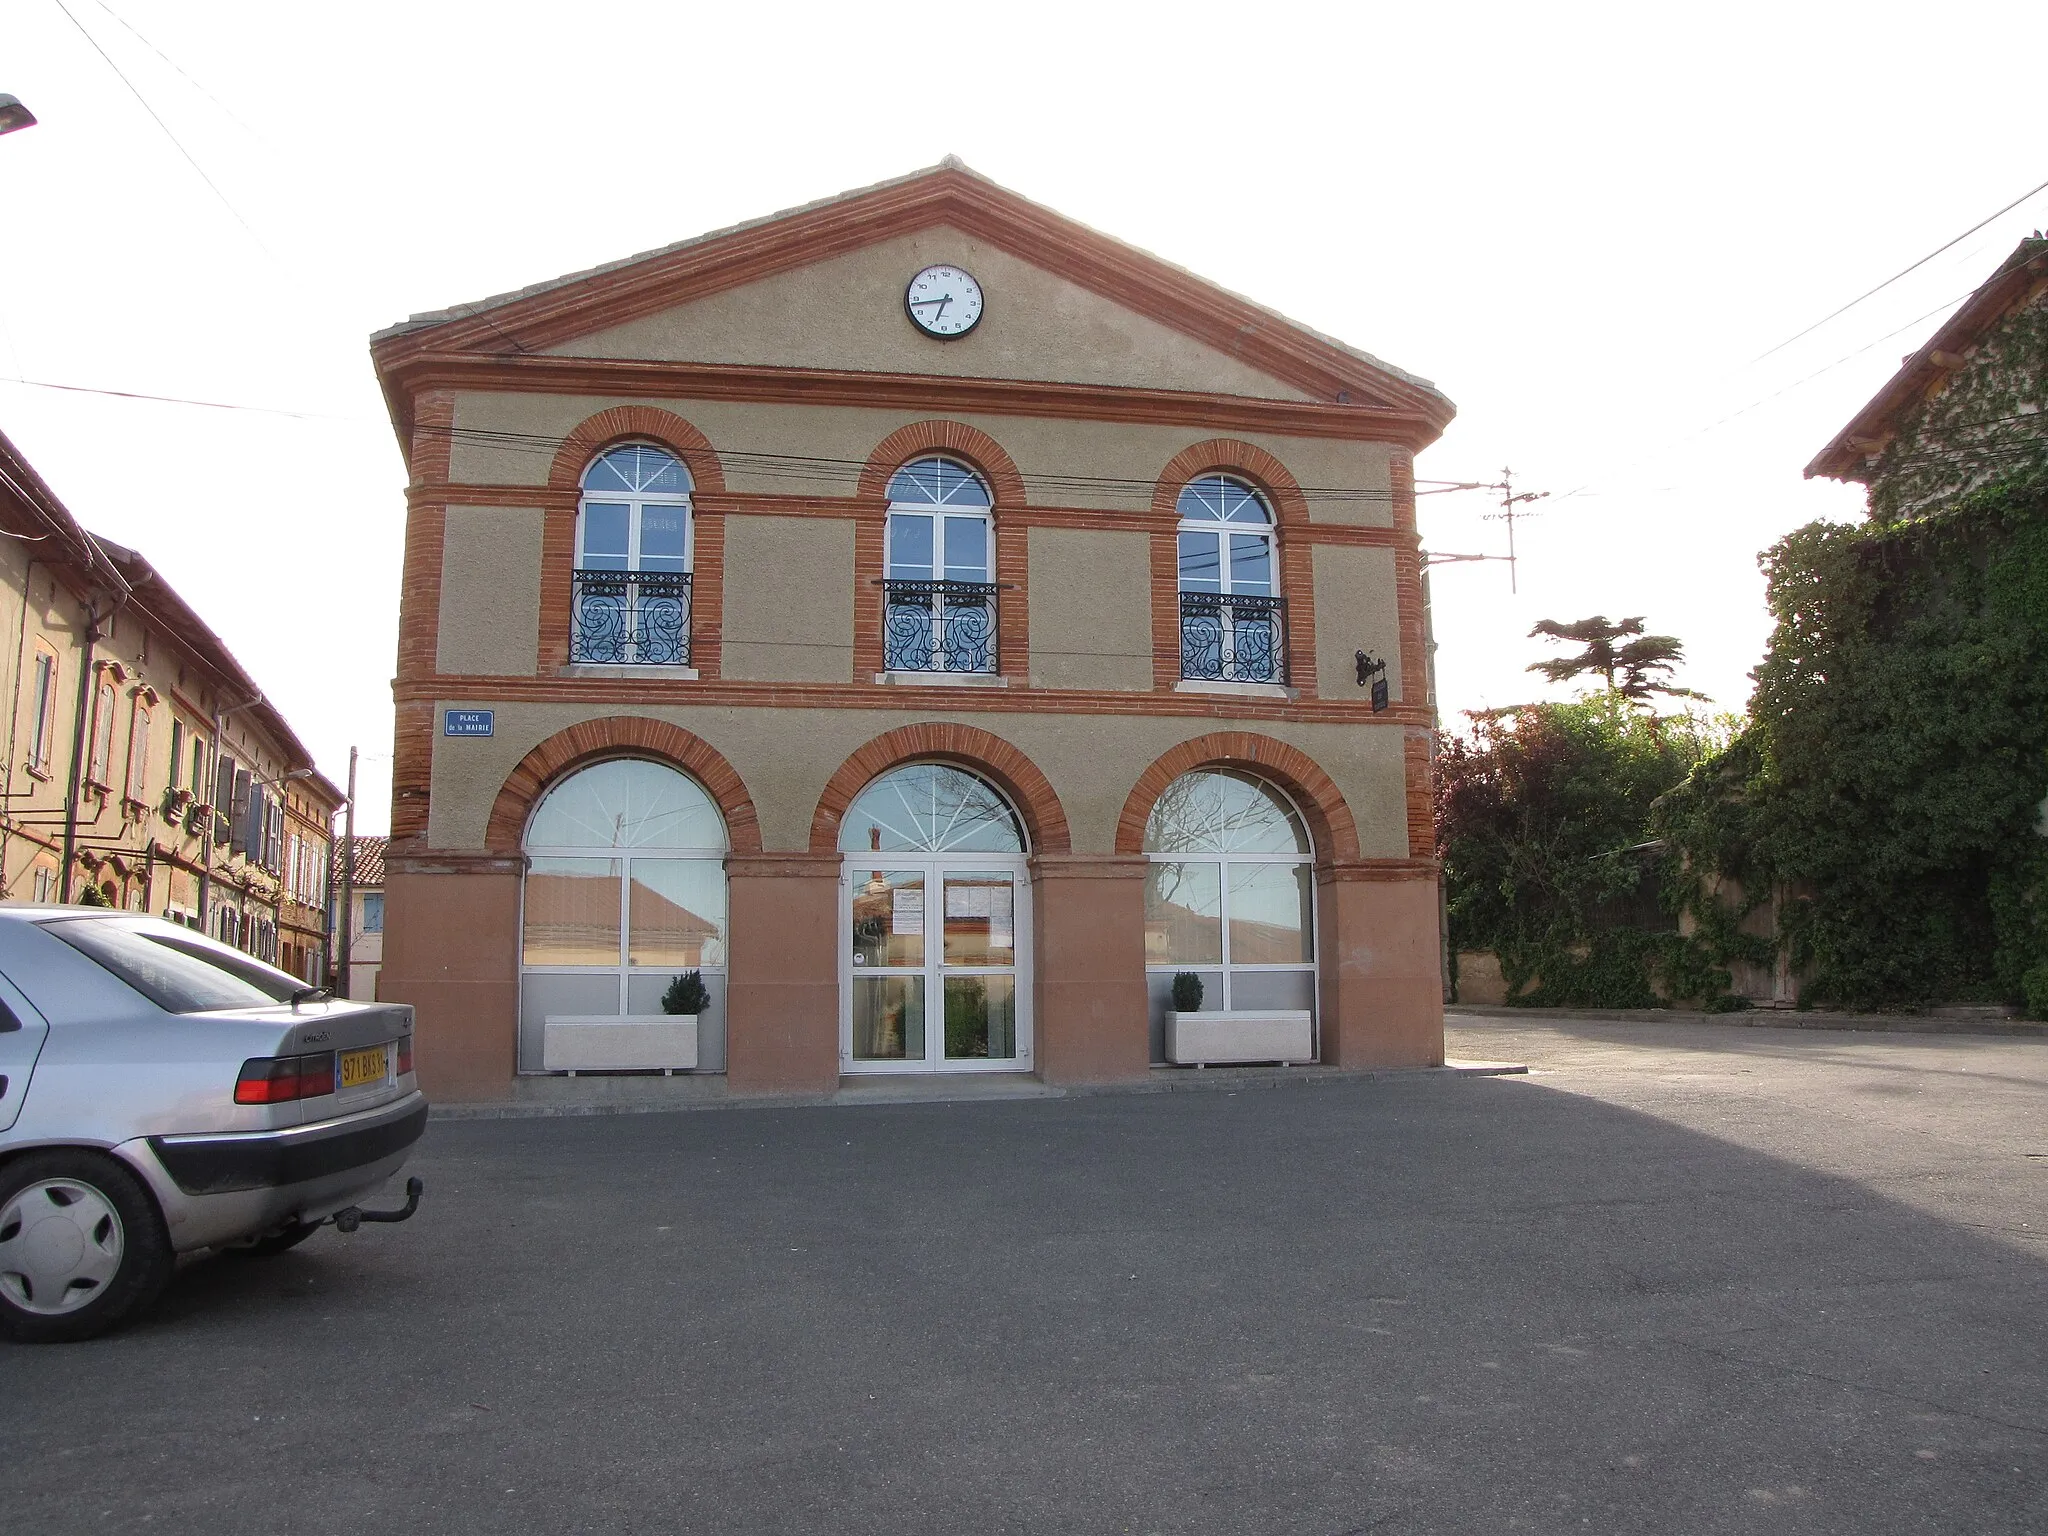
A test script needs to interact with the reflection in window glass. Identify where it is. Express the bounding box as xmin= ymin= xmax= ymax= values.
xmin=1227 ymin=864 xmax=1314 ymax=965
xmin=850 ymin=869 xmax=925 ymax=968
xmin=852 ymin=975 xmax=924 ymax=1060
xmin=1144 ymin=861 xmax=1222 ymax=965
xmin=943 ymin=873 xmax=1015 ymax=966
xmin=523 ymin=858 xmax=622 ymax=966
xmin=944 ymin=974 xmax=1016 ymax=1060
xmin=46 ymin=917 xmax=301 ymax=1013
xmin=1142 ymin=770 xmax=1308 ymax=855
xmin=627 ymin=859 xmax=727 ymax=967
xmin=528 ymin=759 xmax=727 ymax=851
xmin=840 ymin=764 xmax=1024 ymax=854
